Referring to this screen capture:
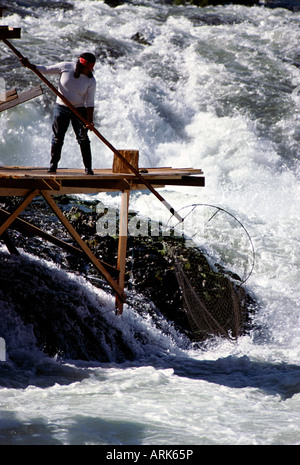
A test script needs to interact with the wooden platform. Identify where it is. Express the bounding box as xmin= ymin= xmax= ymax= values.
xmin=0 ymin=166 xmax=205 ymax=196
